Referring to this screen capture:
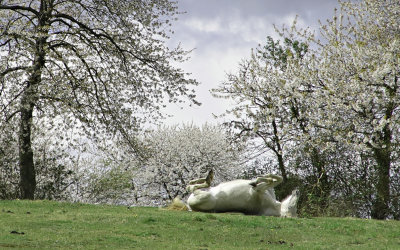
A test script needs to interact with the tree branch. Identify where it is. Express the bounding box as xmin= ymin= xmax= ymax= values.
xmin=1 ymin=66 xmax=29 ymax=77
xmin=5 ymin=109 xmax=21 ymax=122
xmin=0 ymin=4 xmax=40 ymax=17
